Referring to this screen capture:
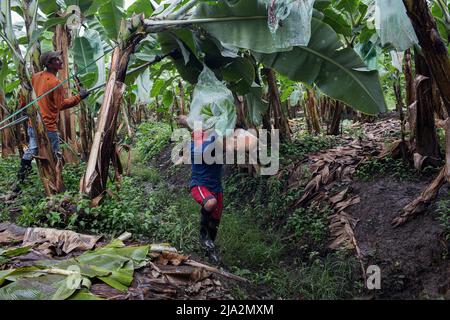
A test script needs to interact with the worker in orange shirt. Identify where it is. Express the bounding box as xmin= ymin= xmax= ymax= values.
xmin=15 ymin=51 xmax=89 ymax=187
